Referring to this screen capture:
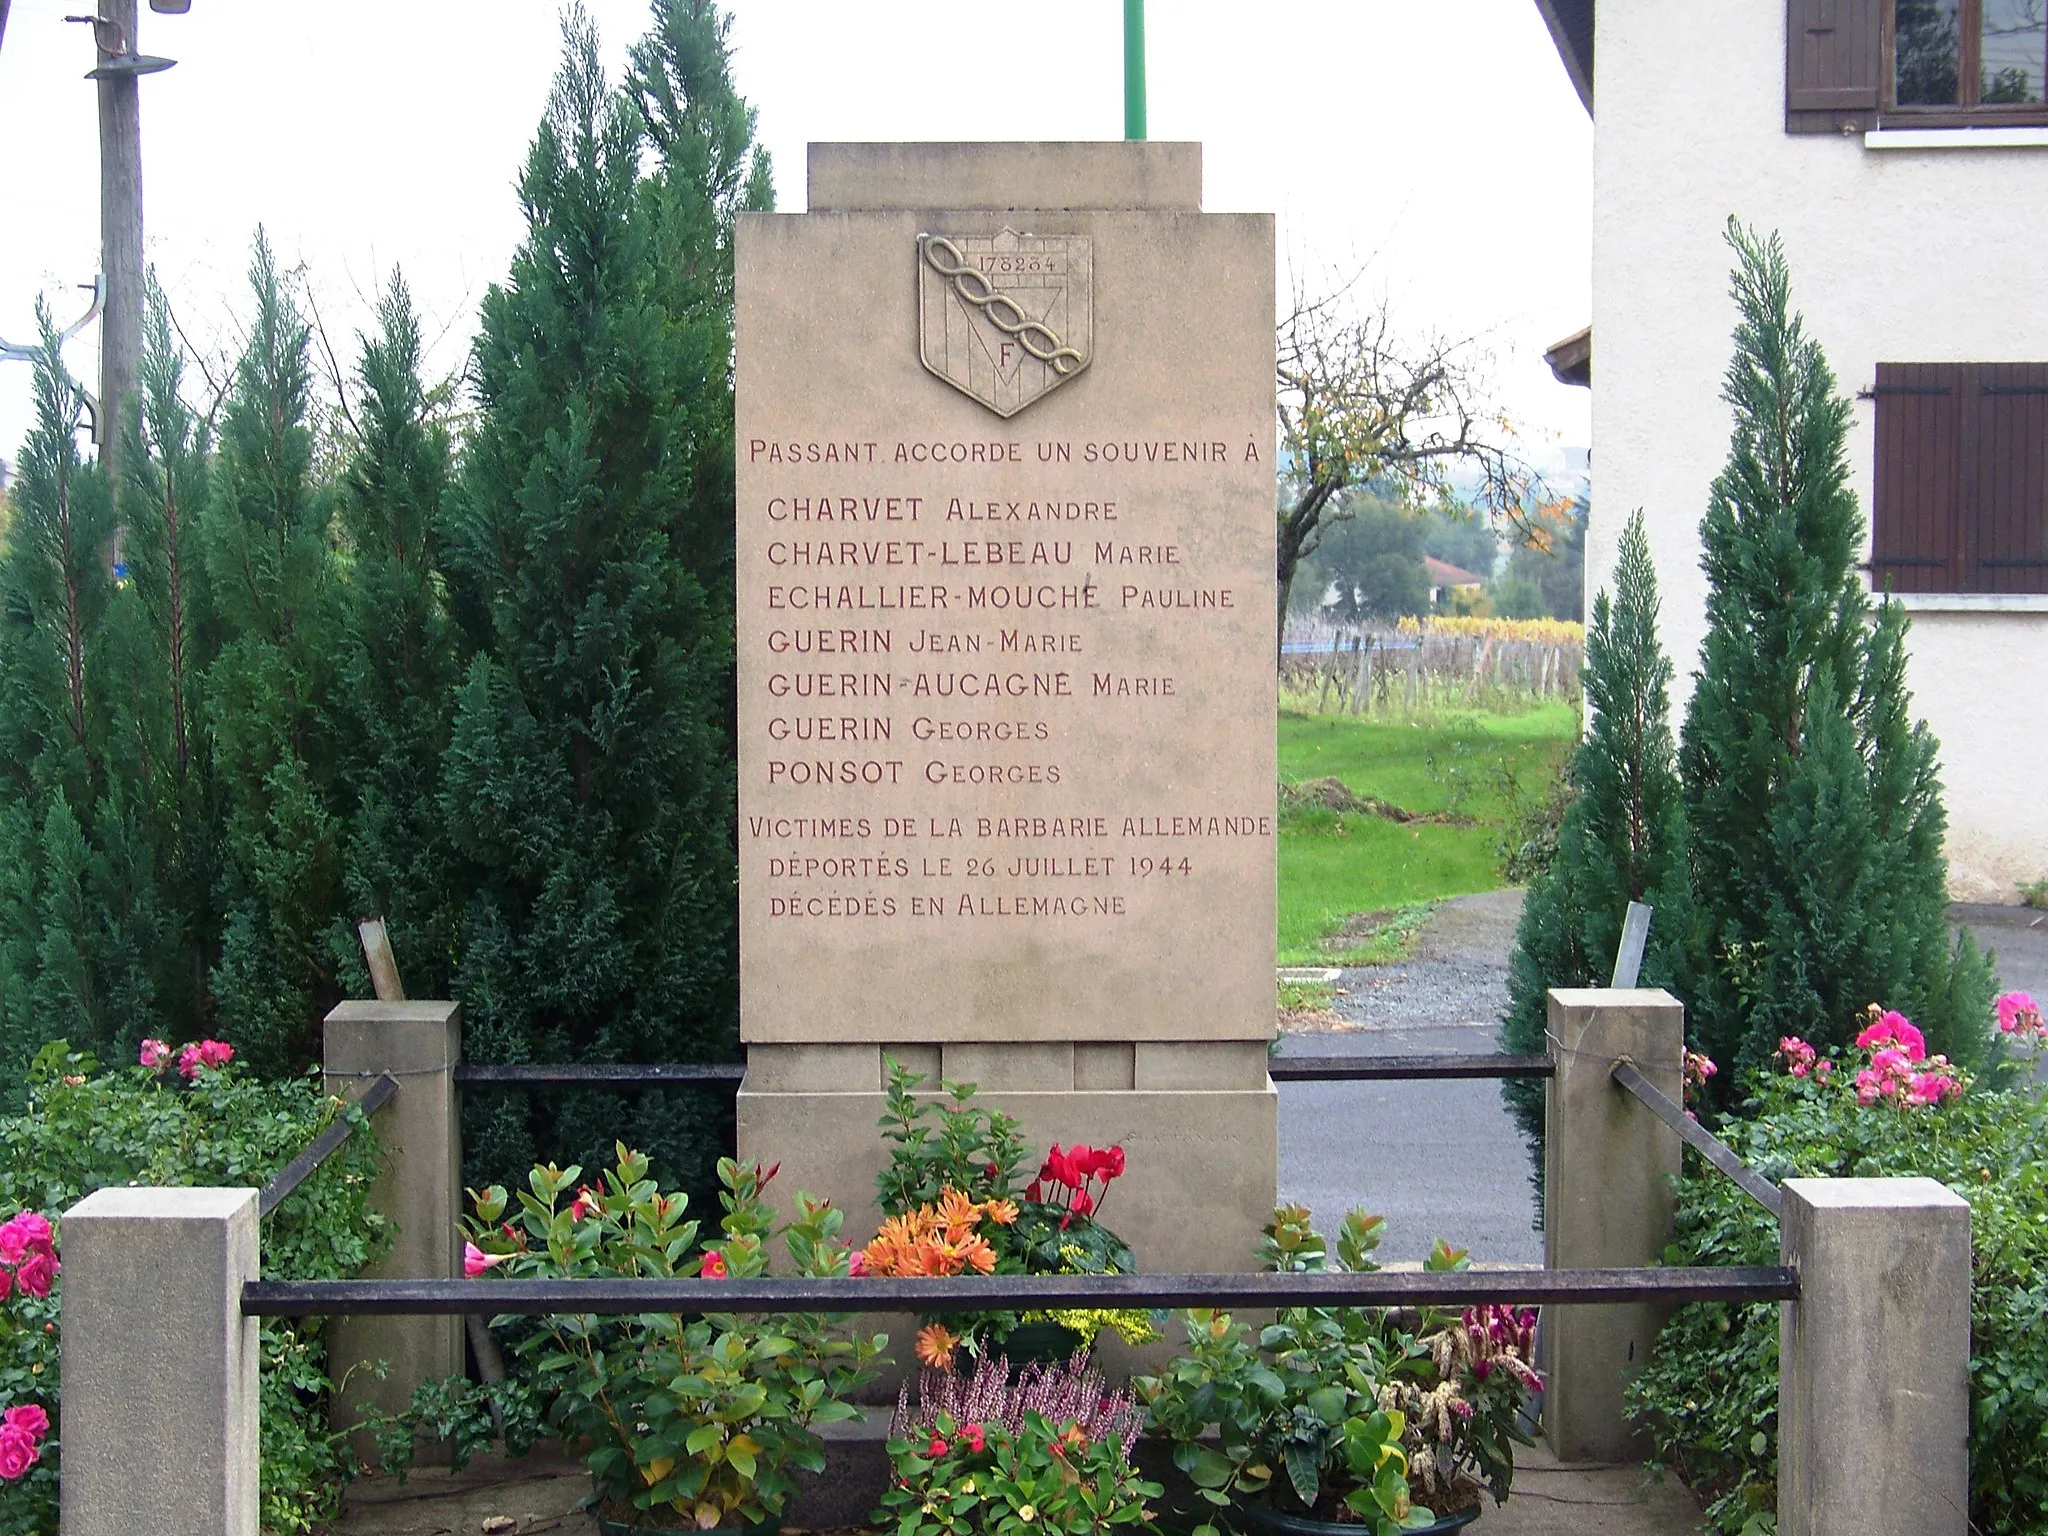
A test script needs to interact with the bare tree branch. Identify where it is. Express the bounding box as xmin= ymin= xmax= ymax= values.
xmin=1273 ymin=270 xmax=1545 ymax=650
